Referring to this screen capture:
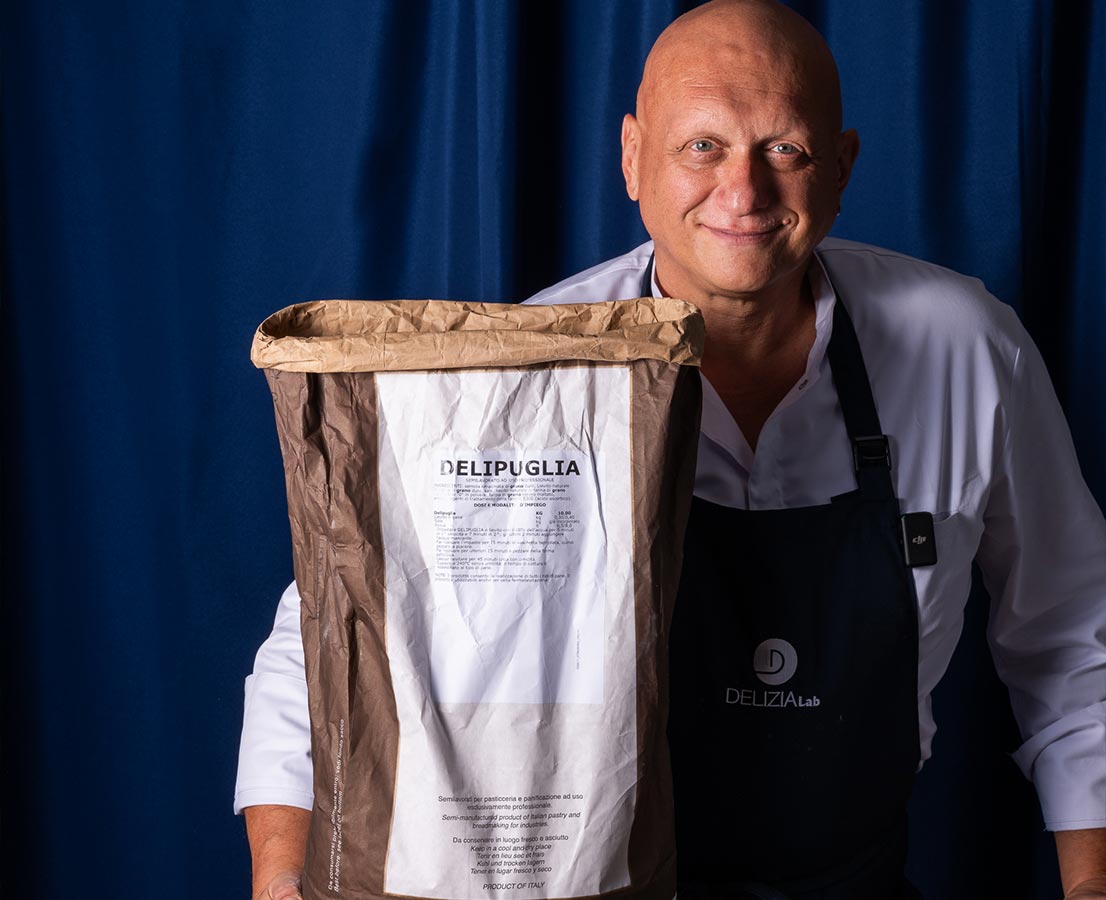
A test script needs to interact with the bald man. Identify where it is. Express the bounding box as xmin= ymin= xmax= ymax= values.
xmin=237 ymin=2 xmax=1106 ymax=898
